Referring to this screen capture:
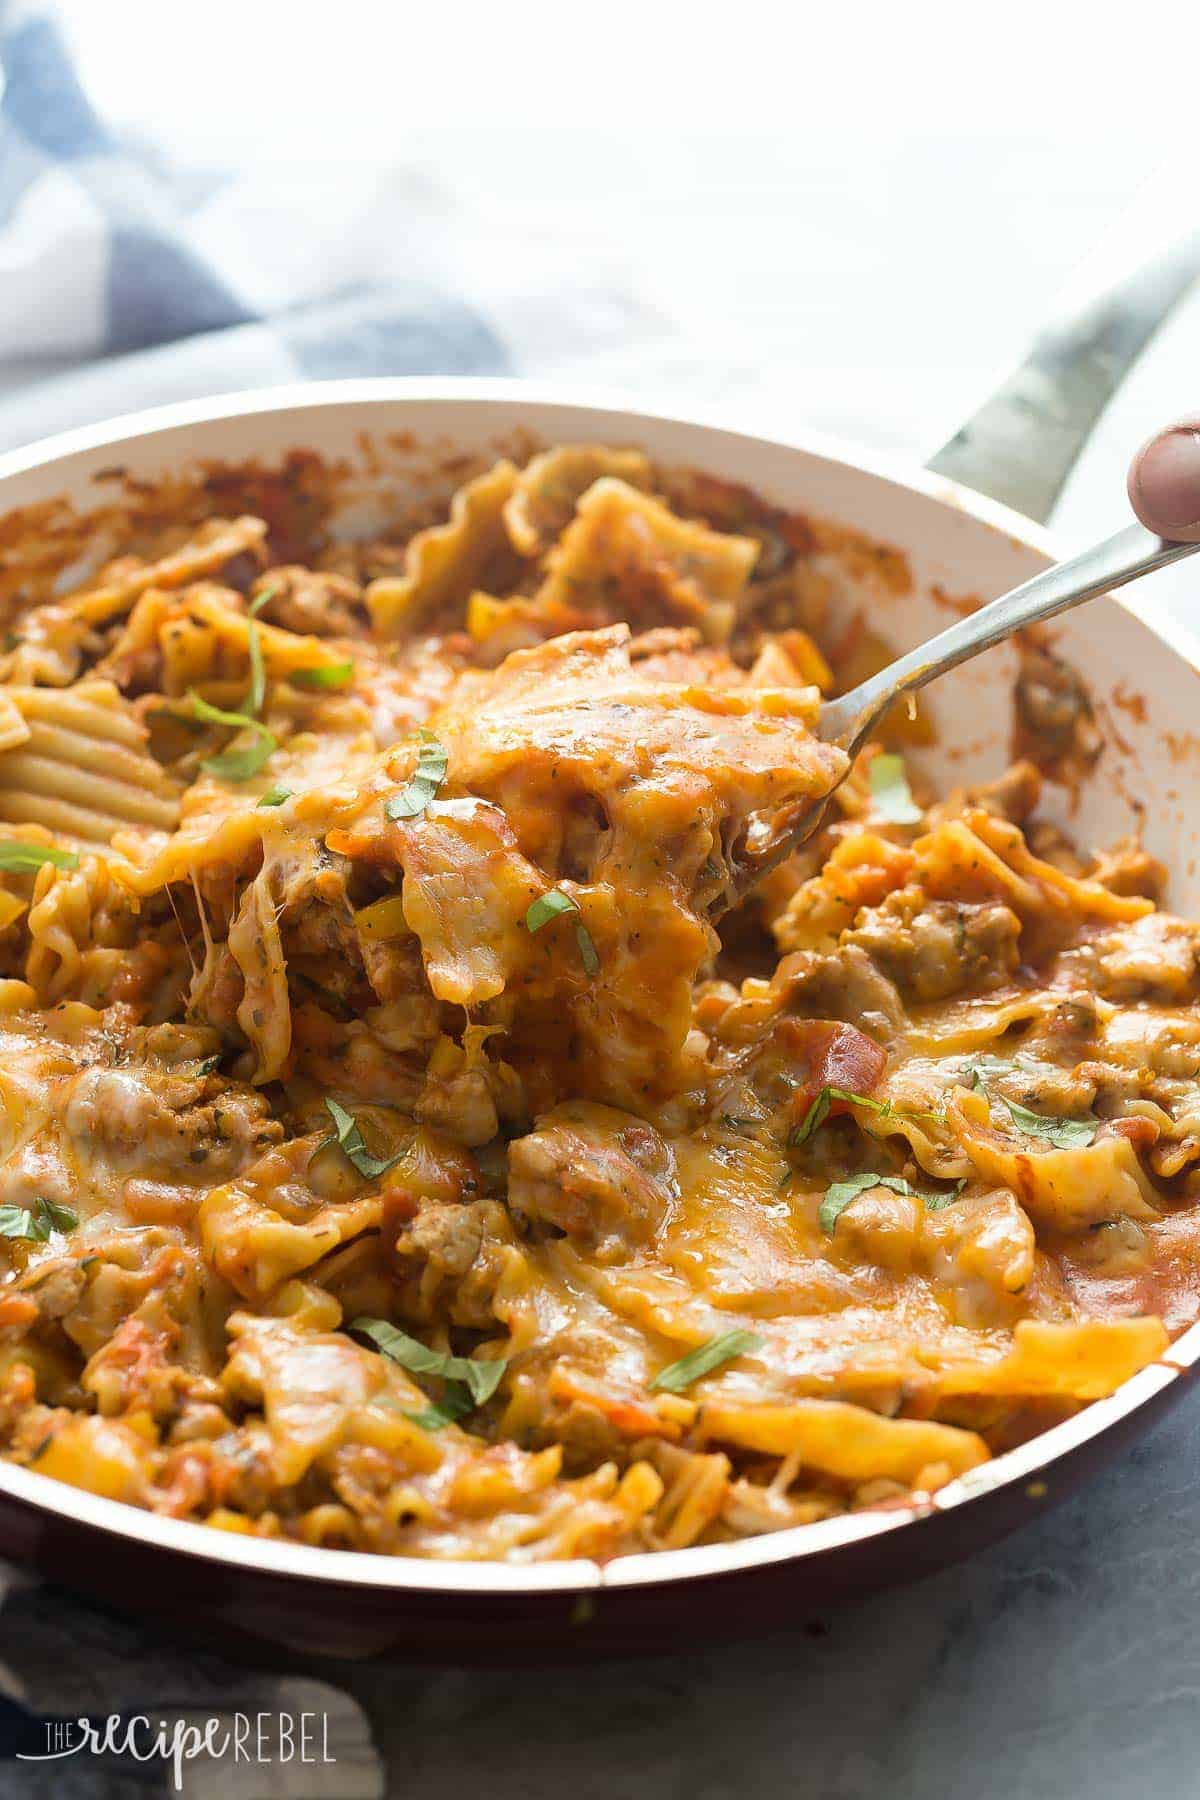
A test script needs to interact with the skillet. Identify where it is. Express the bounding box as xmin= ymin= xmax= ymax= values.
xmin=0 ymin=242 xmax=1198 ymax=1659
